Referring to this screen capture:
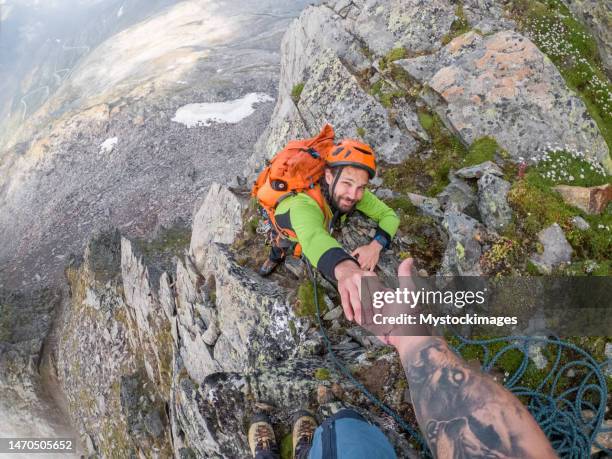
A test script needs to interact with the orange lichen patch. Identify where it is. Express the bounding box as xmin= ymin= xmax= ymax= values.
xmin=441 ymin=85 xmax=465 ymax=101
xmin=489 ymin=84 xmax=517 ymax=100
xmin=475 ymin=35 xmax=538 ymax=77
xmin=447 ymin=31 xmax=480 ymax=54
xmin=429 ymin=66 xmax=463 ymax=99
